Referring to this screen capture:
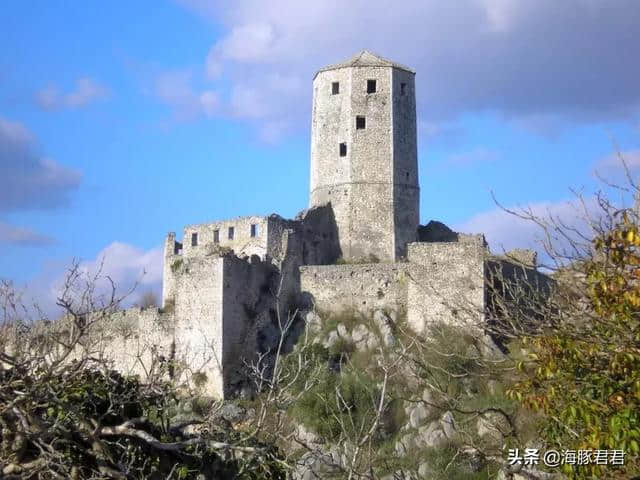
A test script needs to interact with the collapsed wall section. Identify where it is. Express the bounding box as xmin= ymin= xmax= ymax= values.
xmin=183 ymin=216 xmax=270 ymax=260
xmin=220 ymin=255 xmax=280 ymax=397
xmin=299 ymin=263 xmax=409 ymax=315
xmin=90 ymin=307 xmax=175 ymax=382
xmin=406 ymin=241 xmax=486 ymax=334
